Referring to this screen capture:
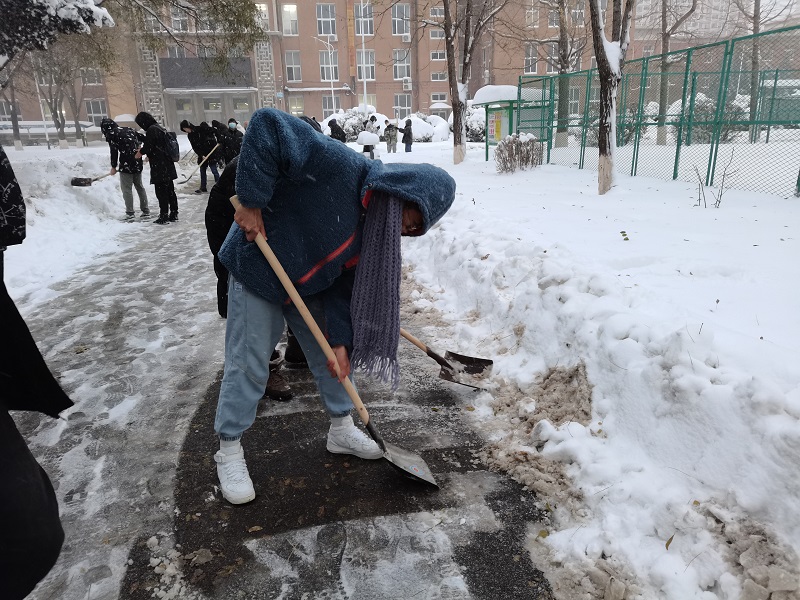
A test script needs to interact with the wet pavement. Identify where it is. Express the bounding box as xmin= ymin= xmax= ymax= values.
xmin=15 ymin=188 xmax=554 ymax=599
